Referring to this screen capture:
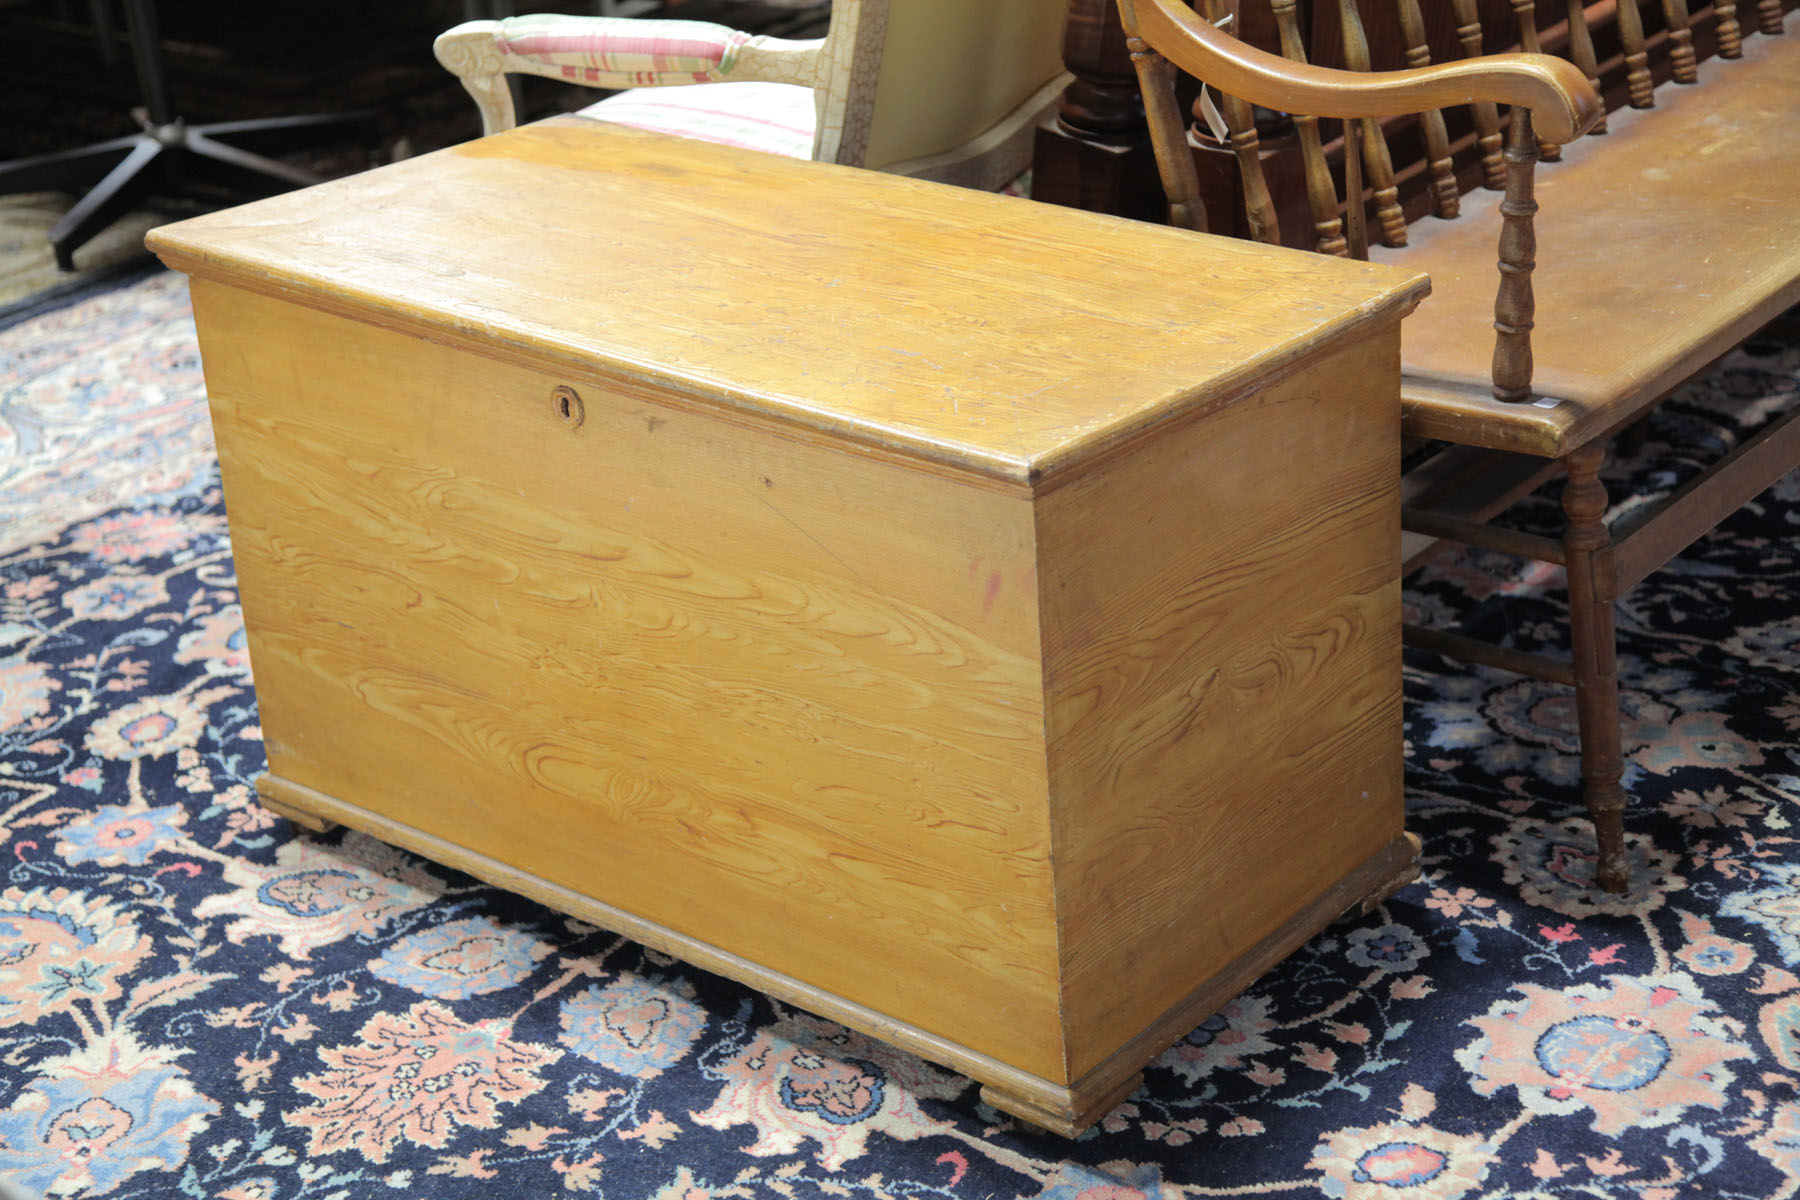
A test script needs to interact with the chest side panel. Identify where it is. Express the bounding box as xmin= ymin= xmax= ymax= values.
xmin=1039 ymin=330 xmax=1406 ymax=1080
